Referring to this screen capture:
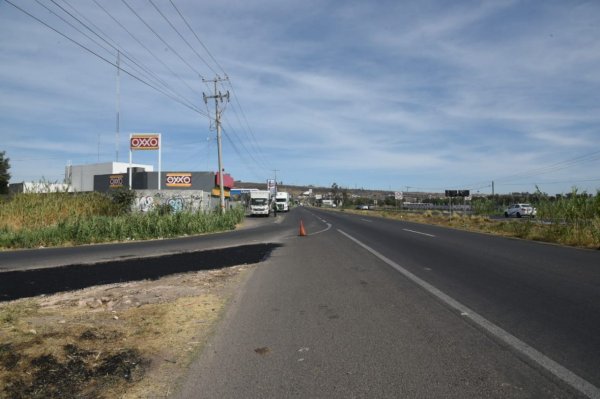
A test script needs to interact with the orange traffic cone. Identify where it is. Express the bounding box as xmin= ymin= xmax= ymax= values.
xmin=299 ymin=219 xmax=307 ymax=236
